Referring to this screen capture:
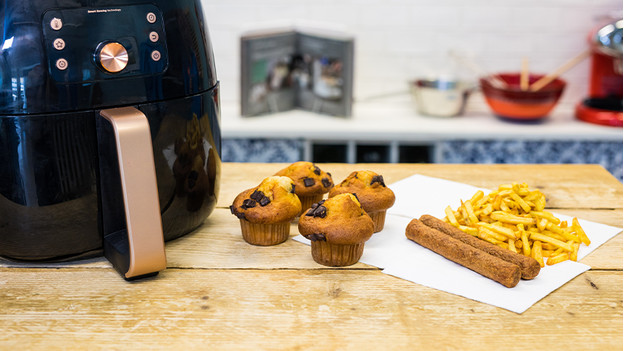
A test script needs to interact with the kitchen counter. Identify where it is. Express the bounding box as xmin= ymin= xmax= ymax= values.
xmin=220 ymin=95 xmax=623 ymax=180
xmin=222 ymin=94 xmax=623 ymax=142
xmin=1 ymin=163 xmax=622 ymax=350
